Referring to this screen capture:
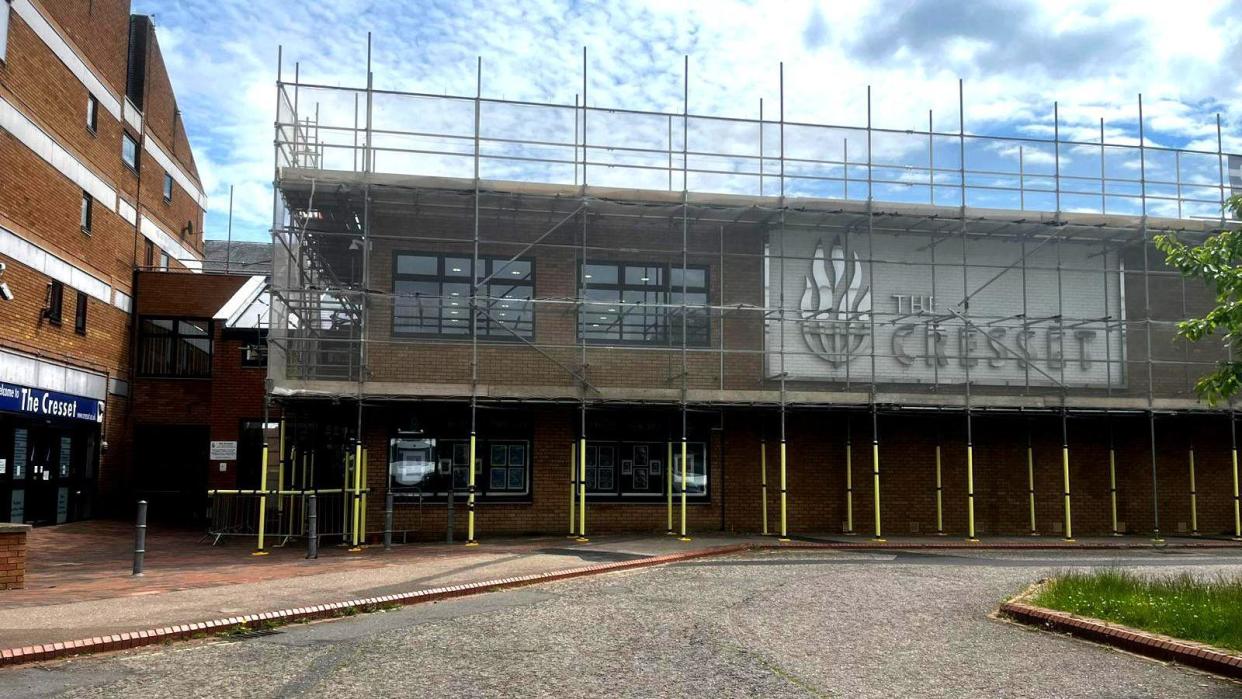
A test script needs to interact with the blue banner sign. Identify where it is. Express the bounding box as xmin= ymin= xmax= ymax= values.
xmin=0 ymin=381 xmax=104 ymax=423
